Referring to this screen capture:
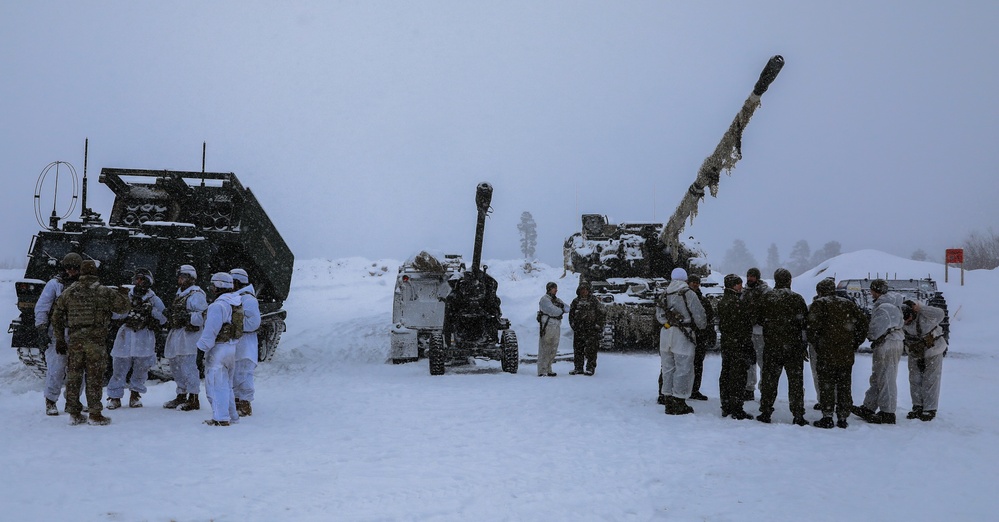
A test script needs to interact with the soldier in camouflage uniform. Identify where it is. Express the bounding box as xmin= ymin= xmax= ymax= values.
xmin=162 ymin=265 xmax=208 ymax=411
xmin=742 ymin=267 xmax=771 ymax=401
xmin=568 ymin=281 xmax=606 ymax=376
xmin=107 ymin=269 xmax=167 ymax=410
xmin=197 ymin=272 xmax=244 ymax=426
xmin=36 ymin=252 xmax=82 ymax=415
xmin=686 ymin=274 xmax=715 ymax=401
xmin=51 ymin=260 xmax=131 ymax=425
xmin=756 ymin=268 xmax=808 ymax=425
xmin=807 ymin=278 xmax=869 ymax=429
xmin=717 ymin=274 xmax=754 ymax=420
